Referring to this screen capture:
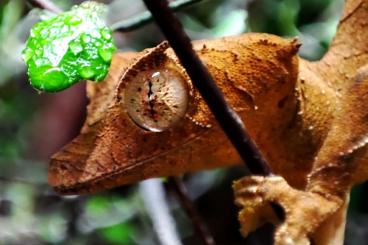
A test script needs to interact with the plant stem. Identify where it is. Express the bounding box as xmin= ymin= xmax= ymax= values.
xmin=111 ymin=0 xmax=201 ymax=32
xmin=27 ymin=0 xmax=62 ymax=13
xmin=167 ymin=177 xmax=215 ymax=245
xmin=27 ymin=0 xmax=202 ymax=32
xmin=142 ymin=0 xmax=272 ymax=176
